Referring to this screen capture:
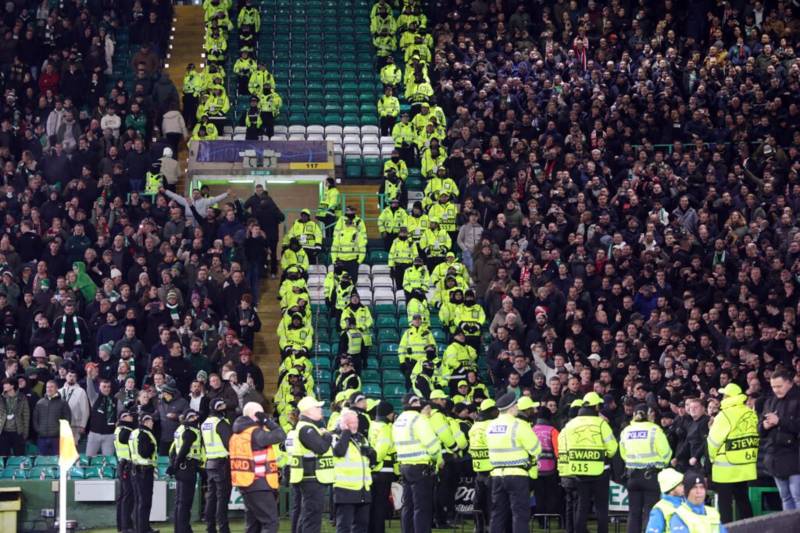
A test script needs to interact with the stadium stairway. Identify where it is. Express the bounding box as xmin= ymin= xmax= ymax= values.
xmin=165 ymin=5 xmax=205 ymax=188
